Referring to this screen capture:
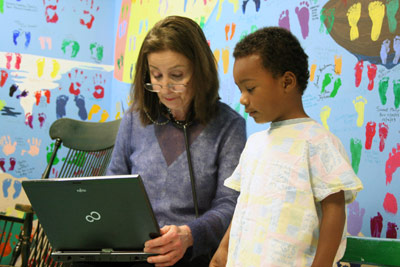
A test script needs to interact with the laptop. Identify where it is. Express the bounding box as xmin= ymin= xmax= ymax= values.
xmin=22 ymin=174 xmax=160 ymax=262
